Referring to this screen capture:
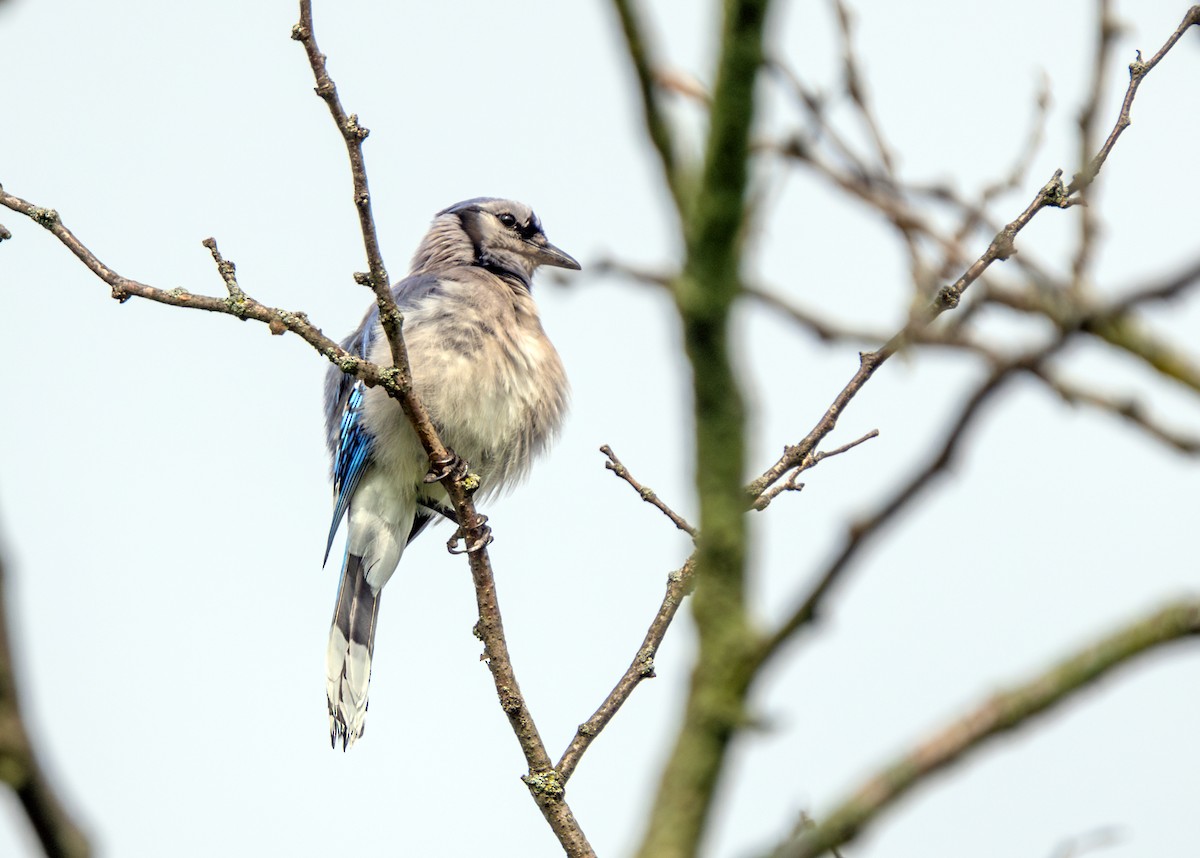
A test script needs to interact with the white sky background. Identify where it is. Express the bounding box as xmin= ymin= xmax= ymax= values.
xmin=1 ymin=1 xmax=1198 ymax=856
